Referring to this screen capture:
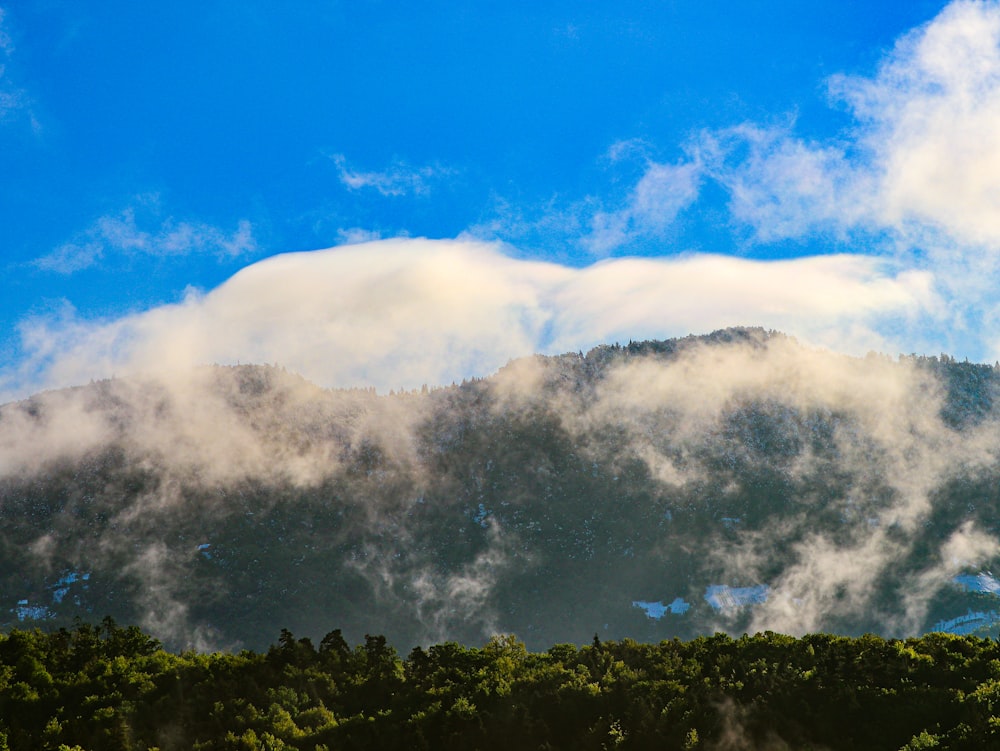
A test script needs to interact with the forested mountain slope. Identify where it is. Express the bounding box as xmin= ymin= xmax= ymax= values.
xmin=2 ymin=328 xmax=1000 ymax=651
